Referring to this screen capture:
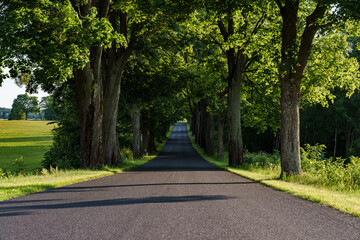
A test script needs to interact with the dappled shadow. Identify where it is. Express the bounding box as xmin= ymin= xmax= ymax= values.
xmin=0 ymin=195 xmax=233 ymax=216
